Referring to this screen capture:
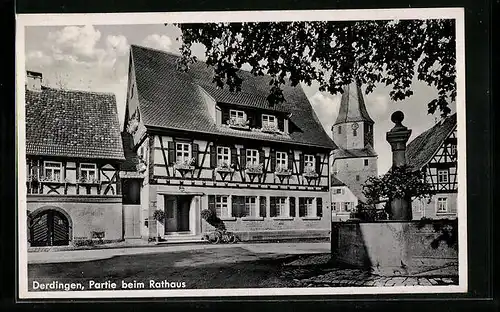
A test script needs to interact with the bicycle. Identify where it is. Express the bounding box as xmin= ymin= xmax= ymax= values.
xmin=203 ymin=229 xmax=237 ymax=244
